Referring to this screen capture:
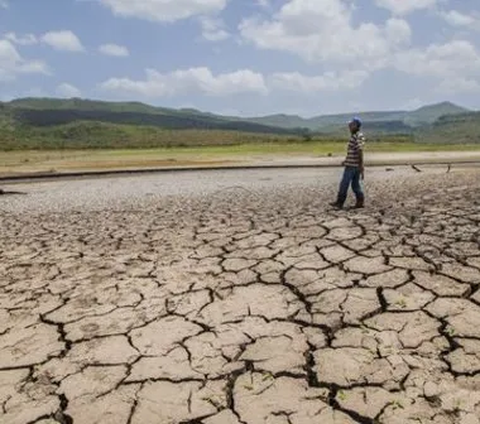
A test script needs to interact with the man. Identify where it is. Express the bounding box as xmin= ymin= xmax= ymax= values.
xmin=330 ymin=117 xmax=365 ymax=209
